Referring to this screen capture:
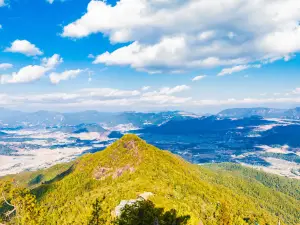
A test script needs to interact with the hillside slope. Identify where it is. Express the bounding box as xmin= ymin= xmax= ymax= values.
xmin=1 ymin=135 xmax=299 ymax=225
